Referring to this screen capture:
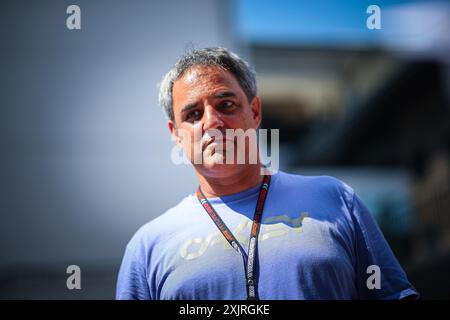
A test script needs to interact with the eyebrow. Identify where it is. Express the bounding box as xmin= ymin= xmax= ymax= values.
xmin=214 ymin=91 xmax=236 ymax=99
xmin=181 ymin=103 xmax=198 ymax=114
xmin=180 ymin=91 xmax=237 ymax=114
